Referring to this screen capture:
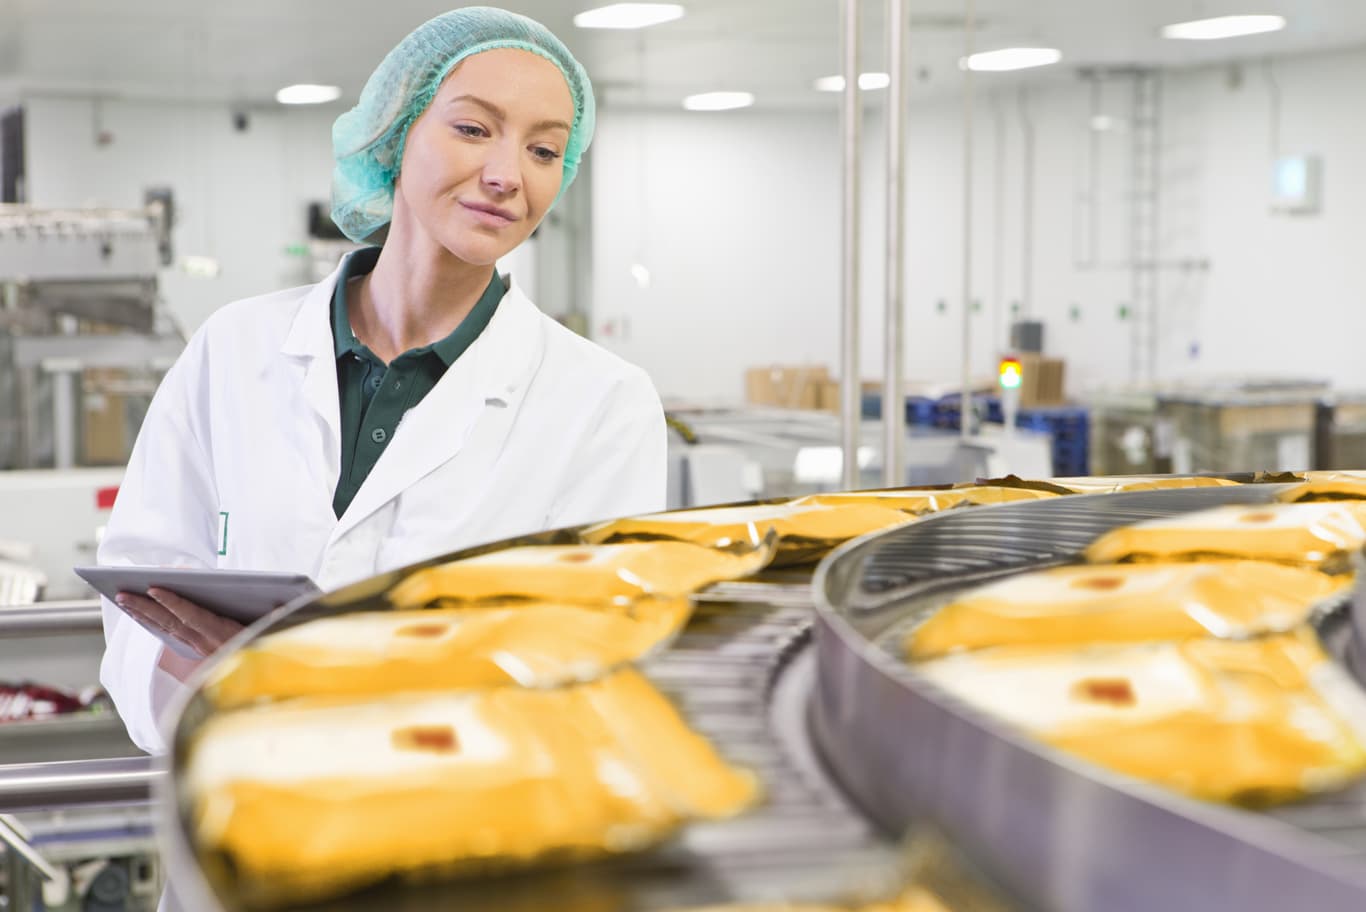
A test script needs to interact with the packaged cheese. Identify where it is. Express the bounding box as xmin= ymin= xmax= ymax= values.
xmin=917 ymin=630 xmax=1366 ymax=804
xmin=671 ymin=889 xmax=953 ymax=912
xmin=1052 ymin=475 xmax=1240 ymax=494
xmin=792 ymin=490 xmax=966 ymax=514
xmin=1083 ymin=503 xmax=1366 ymax=571
xmin=388 ymin=541 xmax=771 ymax=609
xmin=581 ymin=502 xmax=915 ymax=567
xmin=950 ymin=485 xmax=1063 ymax=505
xmin=1303 ymin=470 xmax=1366 ymax=483
xmin=956 ymin=475 xmax=1074 ymax=497
xmin=1278 ymin=478 xmax=1366 ymax=503
xmin=187 ymin=669 xmax=760 ymax=908
xmin=907 ymin=561 xmax=1350 ymax=659
xmin=794 ymin=485 xmax=1056 ymax=514
xmin=205 ymin=598 xmax=692 ymax=708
